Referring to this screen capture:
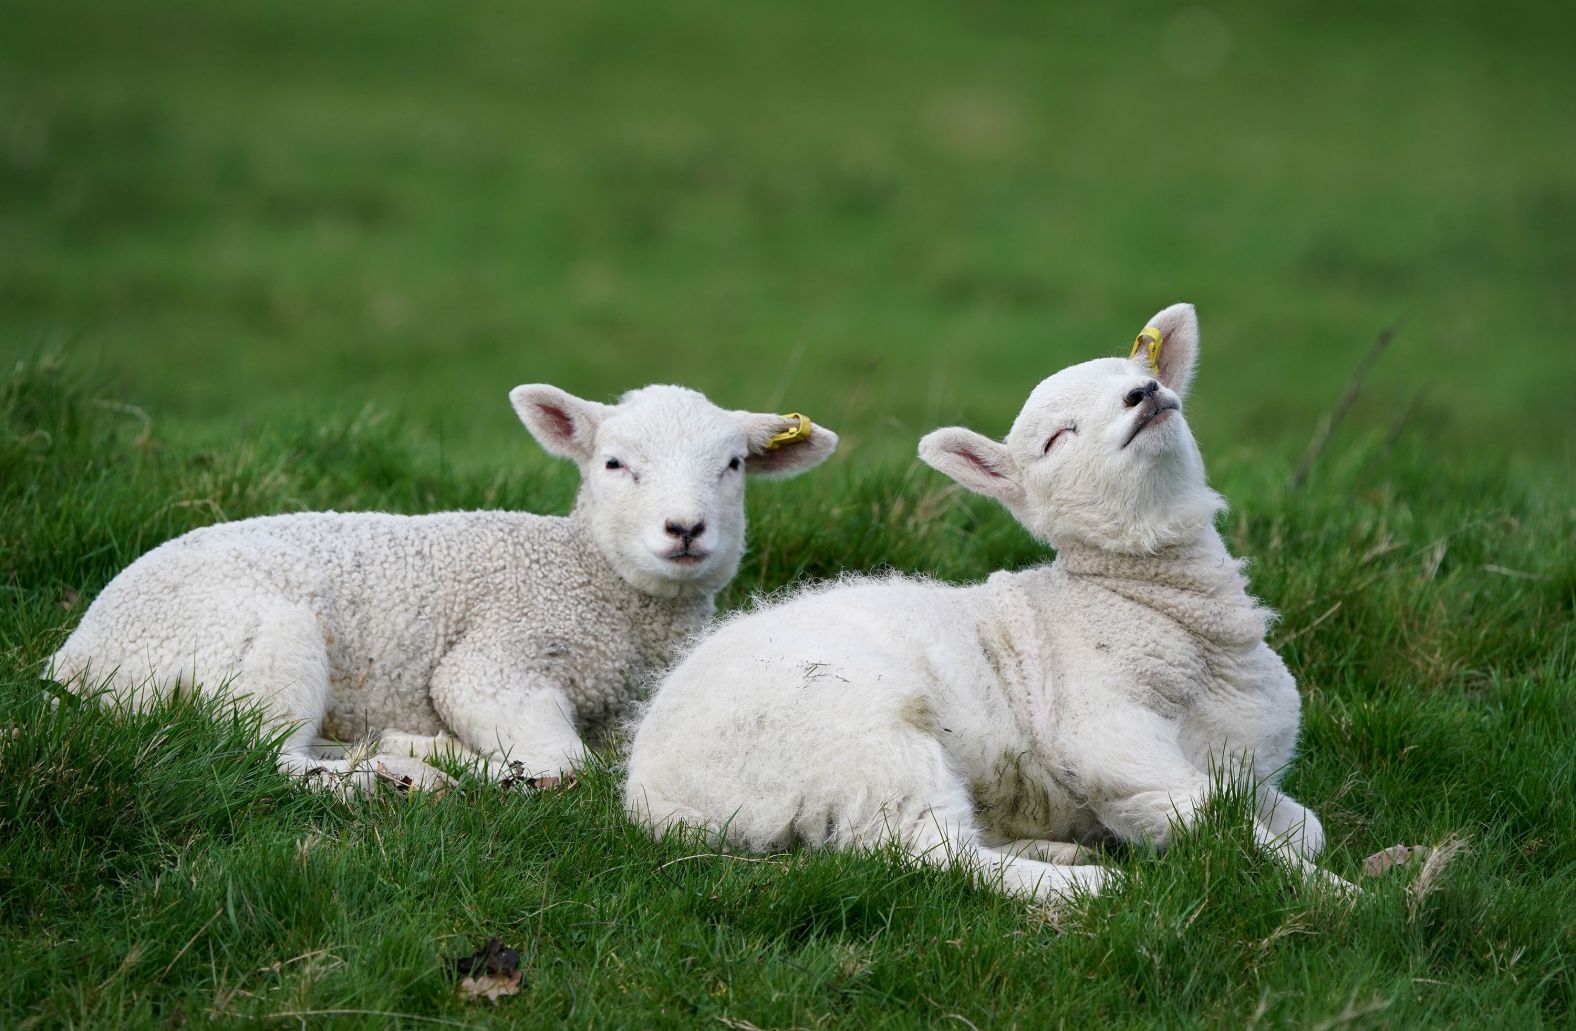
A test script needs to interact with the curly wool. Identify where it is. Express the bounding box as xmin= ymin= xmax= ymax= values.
xmin=52 ymin=508 xmax=709 ymax=740
xmin=626 ymin=533 xmax=1297 ymax=850
xmin=48 ymin=382 xmax=840 ymax=793
xmin=625 ymin=303 xmax=1345 ymax=905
